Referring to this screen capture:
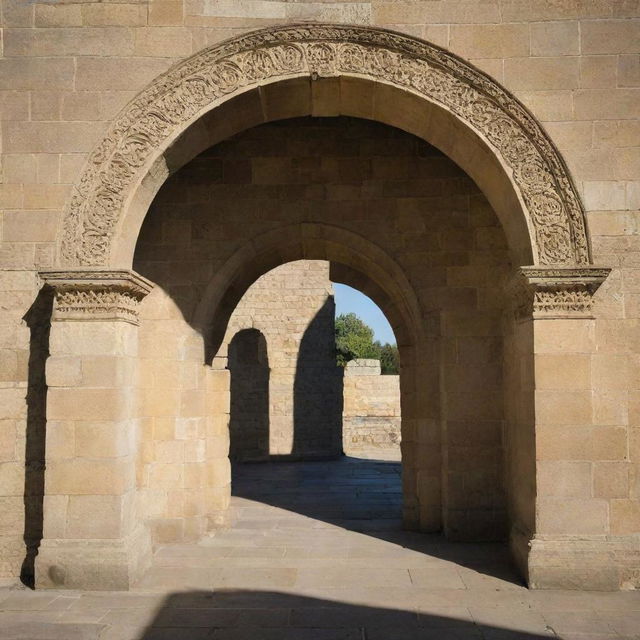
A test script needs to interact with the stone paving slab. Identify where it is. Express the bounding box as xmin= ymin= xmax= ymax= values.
xmin=2 ymin=458 xmax=639 ymax=639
